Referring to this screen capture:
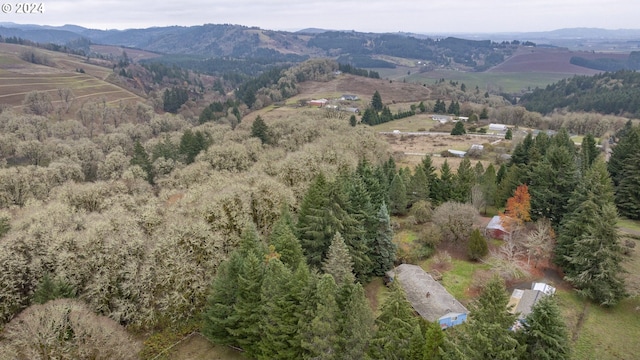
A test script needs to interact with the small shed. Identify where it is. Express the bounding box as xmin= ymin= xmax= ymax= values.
xmin=532 ymin=282 xmax=556 ymax=295
xmin=485 ymin=215 xmax=509 ymax=240
xmin=508 ymin=289 xmax=547 ymax=319
xmin=387 ymin=264 xmax=468 ymax=328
